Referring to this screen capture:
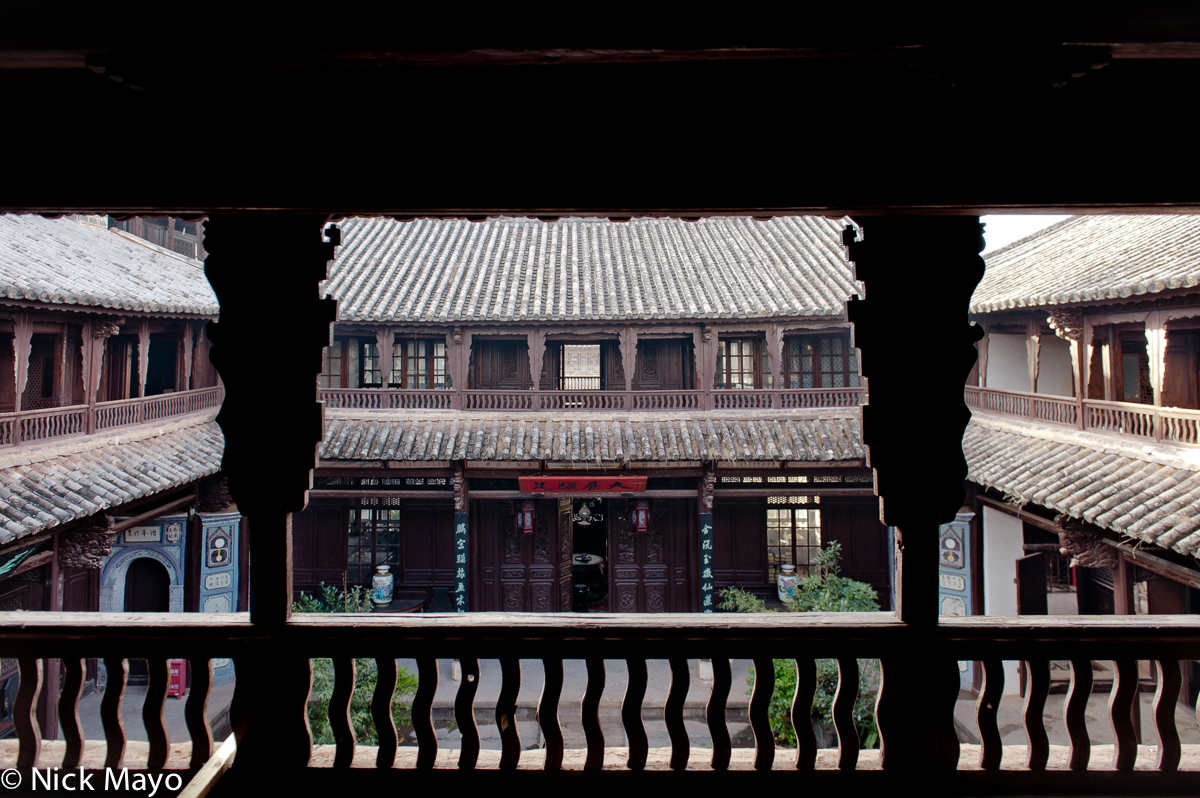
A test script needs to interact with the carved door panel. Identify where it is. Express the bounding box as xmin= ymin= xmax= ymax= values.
xmin=498 ymin=499 xmax=561 ymax=612
xmin=632 ymin=340 xmax=692 ymax=391
xmin=471 ymin=340 xmax=531 ymax=390
xmin=557 ymin=498 xmax=574 ymax=610
xmin=611 ymin=499 xmax=689 ymax=612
